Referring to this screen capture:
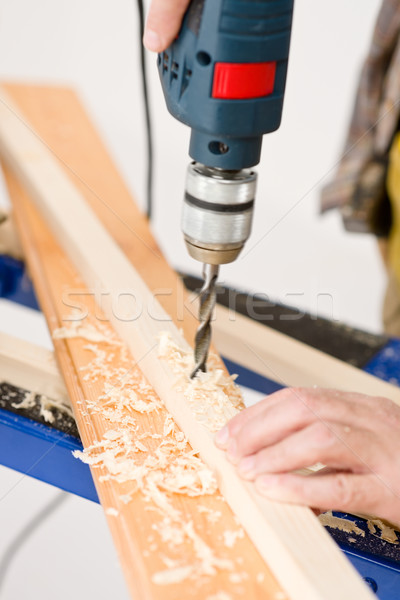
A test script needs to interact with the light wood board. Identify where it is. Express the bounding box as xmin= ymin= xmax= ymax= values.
xmin=214 ymin=305 xmax=400 ymax=405
xmin=0 ymin=210 xmax=23 ymax=258
xmin=0 ymin=83 xmax=376 ymax=600
xmin=0 ymin=331 xmax=68 ymax=403
xmin=0 ymin=83 xmax=284 ymax=600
